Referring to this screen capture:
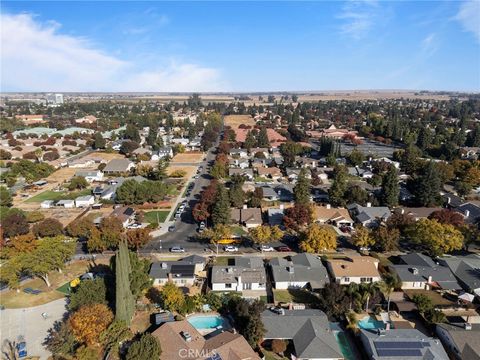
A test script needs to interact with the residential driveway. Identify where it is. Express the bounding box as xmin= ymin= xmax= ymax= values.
xmin=0 ymin=298 xmax=67 ymax=359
